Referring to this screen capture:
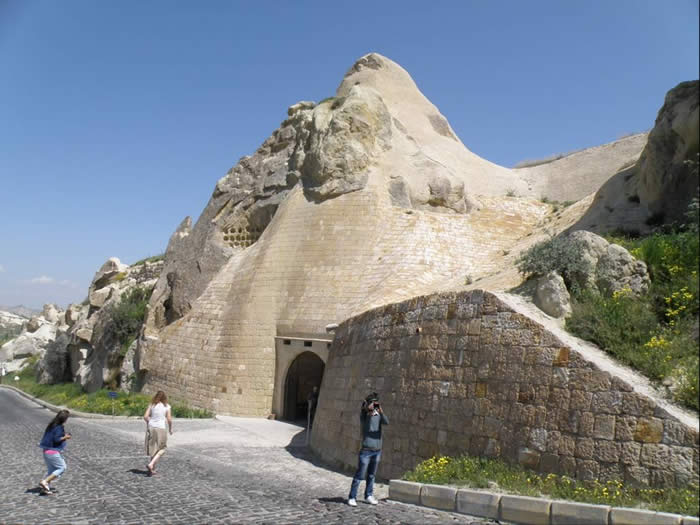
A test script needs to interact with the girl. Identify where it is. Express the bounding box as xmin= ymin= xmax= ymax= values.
xmin=38 ymin=409 xmax=71 ymax=494
xmin=143 ymin=390 xmax=172 ymax=476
